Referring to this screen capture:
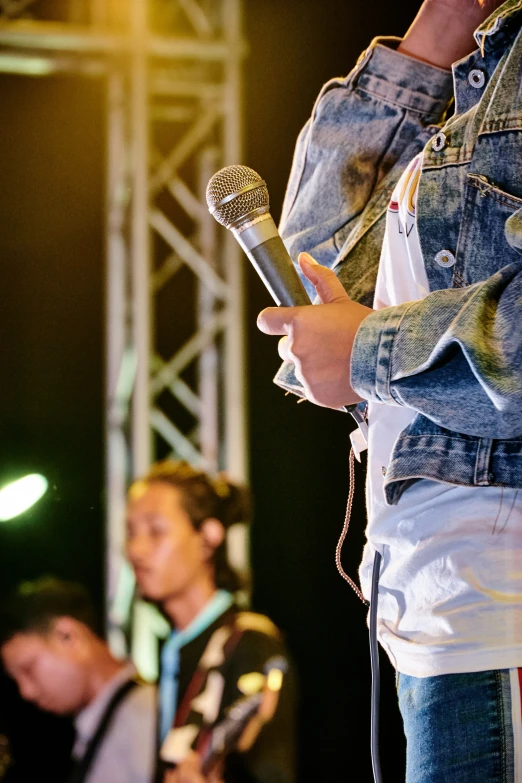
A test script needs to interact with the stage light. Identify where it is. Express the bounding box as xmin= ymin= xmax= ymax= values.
xmin=0 ymin=474 xmax=49 ymax=522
